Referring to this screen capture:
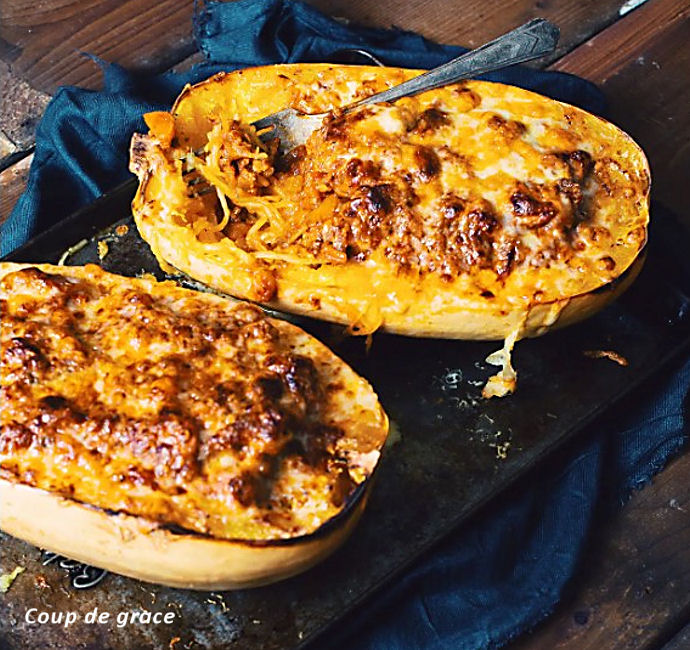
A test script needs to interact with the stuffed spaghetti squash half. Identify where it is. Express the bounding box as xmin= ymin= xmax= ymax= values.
xmin=0 ymin=263 xmax=388 ymax=589
xmin=129 ymin=64 xmax=649 ymax=346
